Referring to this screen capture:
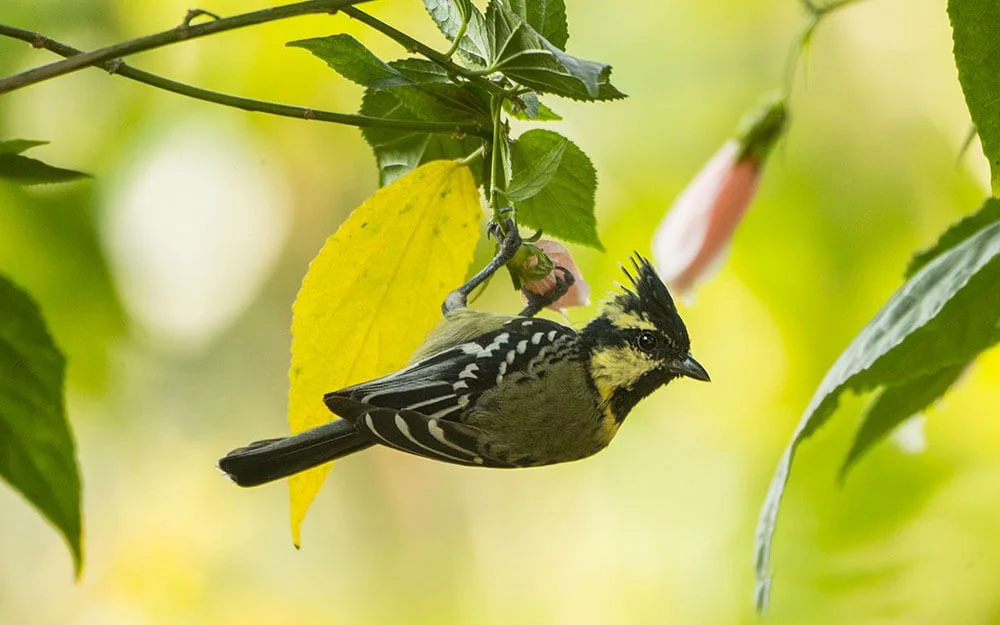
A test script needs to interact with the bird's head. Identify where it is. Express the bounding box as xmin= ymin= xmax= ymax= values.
xmin=581 ymin=254 xmax=709 ymax=422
